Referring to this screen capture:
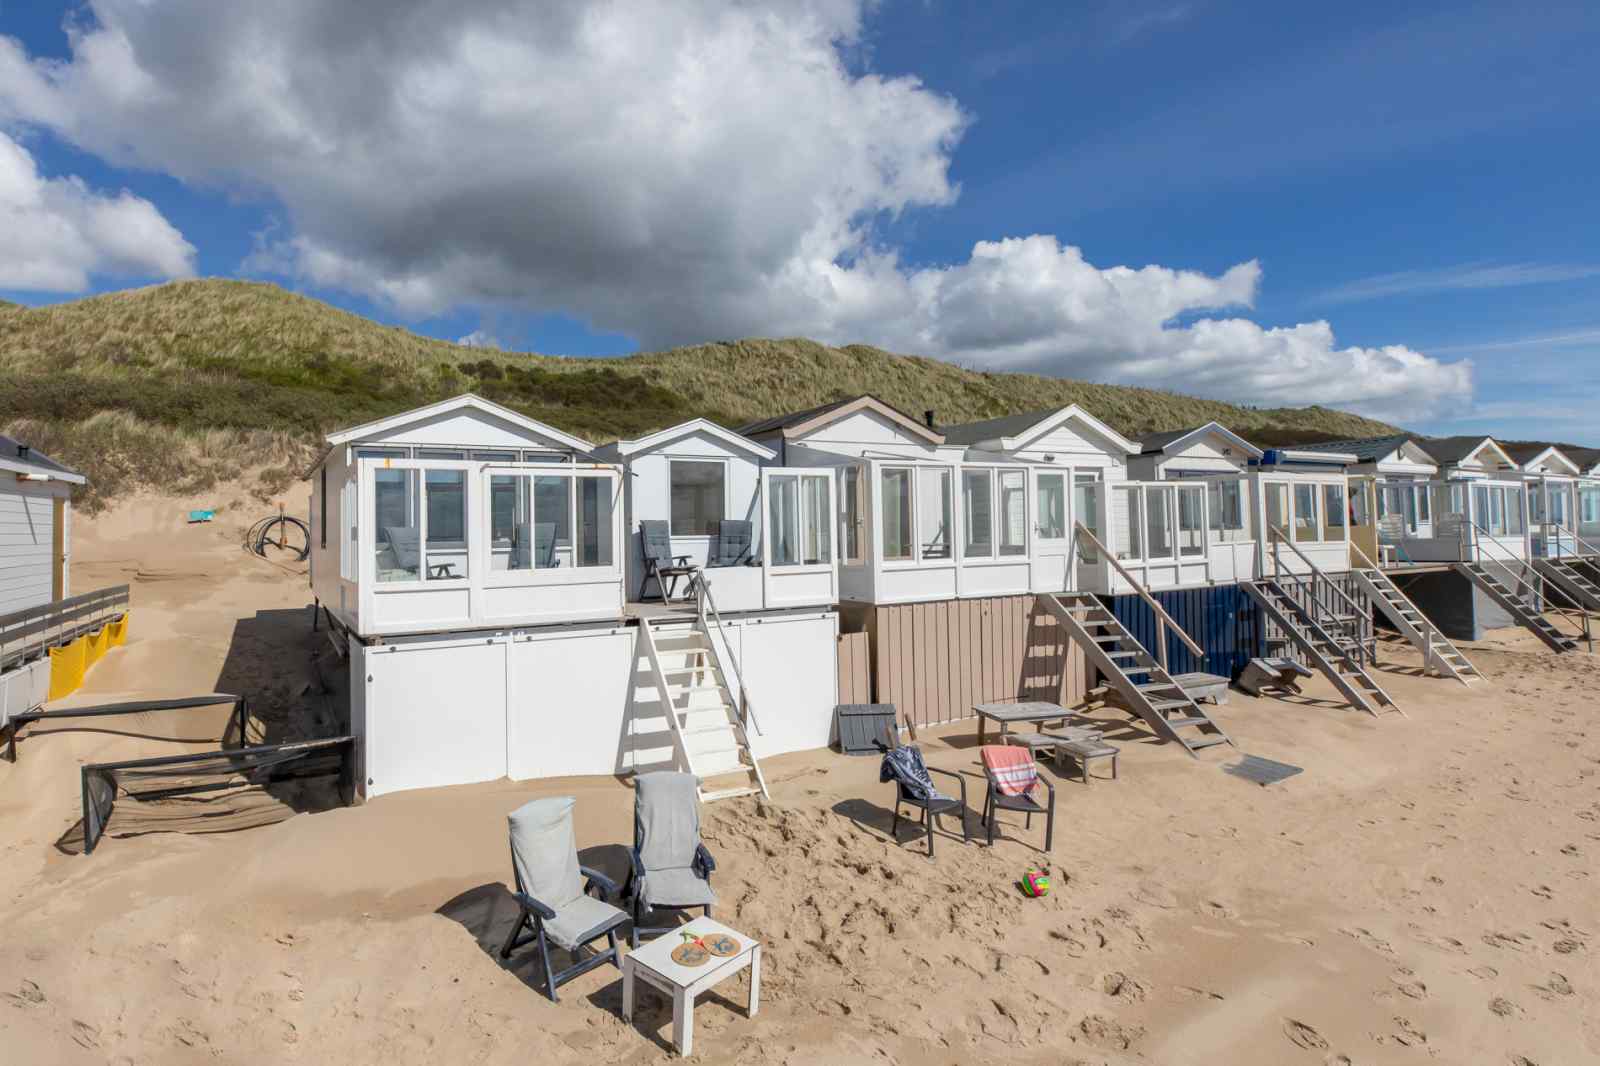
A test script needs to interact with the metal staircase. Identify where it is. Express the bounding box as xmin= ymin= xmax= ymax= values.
xmin=633 ymin=580 xmax=769 ymax=802
xmin=1535 ymin=557 xmax=1600 ymax=613
xmin=1455 ymin=562 xmax=1580 ymax=653
xmin=1244 ymin=581 xmax=1402 ymax=717
xmin=1349 ymin=543 xmax=1485 ymax=685
xmin=1042 ymin=590 xmax=1232 ymax=757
